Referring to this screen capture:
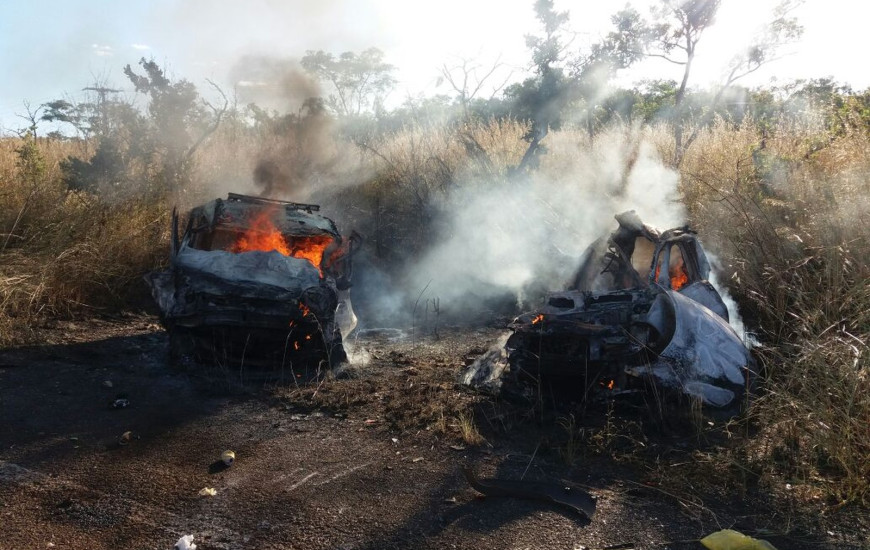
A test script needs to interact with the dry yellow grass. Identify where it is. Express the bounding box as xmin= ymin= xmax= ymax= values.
xmin=0 ymin=137 xmax=168 ymax=344
xmin=675 ymin=117 xmax=870 ymax=504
